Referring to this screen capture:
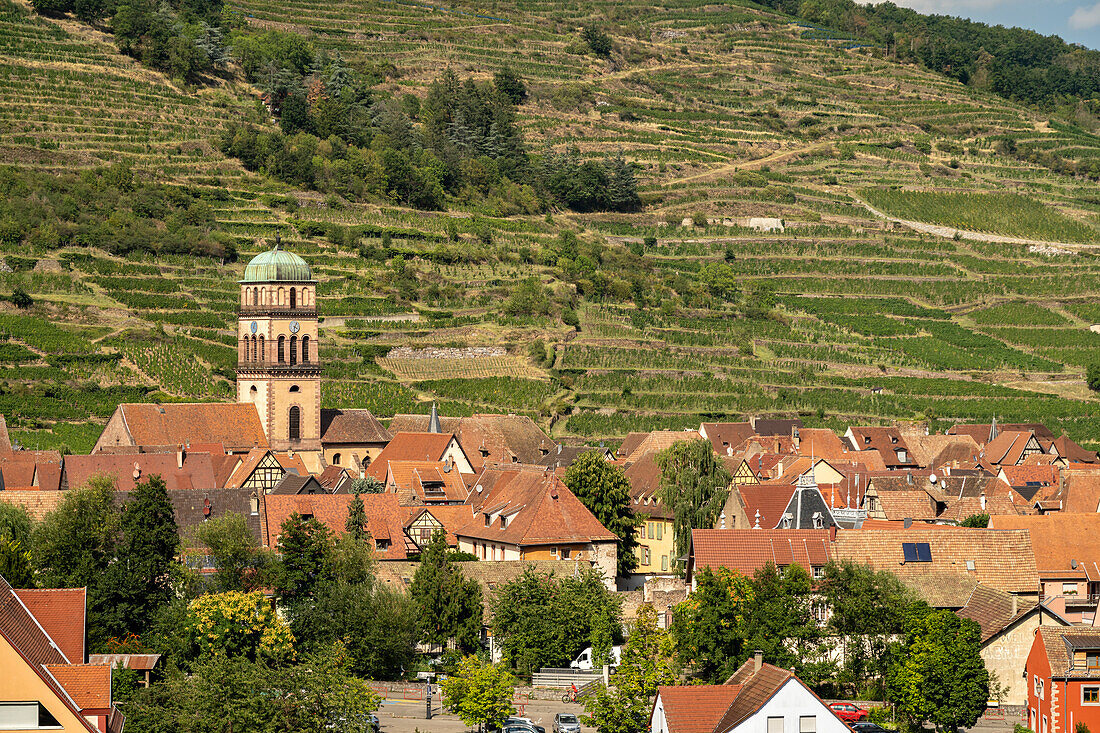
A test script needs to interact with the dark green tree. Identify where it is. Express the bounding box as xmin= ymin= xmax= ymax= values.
xmin=494 ymin=66 xmax=527 ymax=105
xmin=672 ymin=566 xmax=754 ymax=683
xmin=190 ymin=511 xmax=275 ymax=593
xmin=655 ymin=439 xmax=732 ymax=568
xmin=345 ymin=490 xmax=368 ymax=541
xmin=1087 ymin=363 xmax=1100 ymax=392
xmin=887 ymin=609 xmax=988 ymax=732
xmin=744 ymin=563 xmax=832 ymax=687
xmin=582 ymin=25 xmax=612 ymax=57
xmin=819 ymin=560 xmax=917 ymax=697
xmin=563 ymin=451 xmax=641 ymax=576
xmin=492 ymin=566 xmax=621 ymax=675
xmin=32 ymin=476 xmax=120 ymax=646
xmin=0 ymin=501 xmax=34 ymax=586
xmin=959 ymin=513 xmax=990 ymax=528
xmin=100 ymin=474 xmax=180 ymax=641
xmin=9 ymin=288 xmax=32 ymax=309
xmin=274 ymin=514 xmax=333 ymax=606
xmin=408 ymin=529 xmax=483 ymax=652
